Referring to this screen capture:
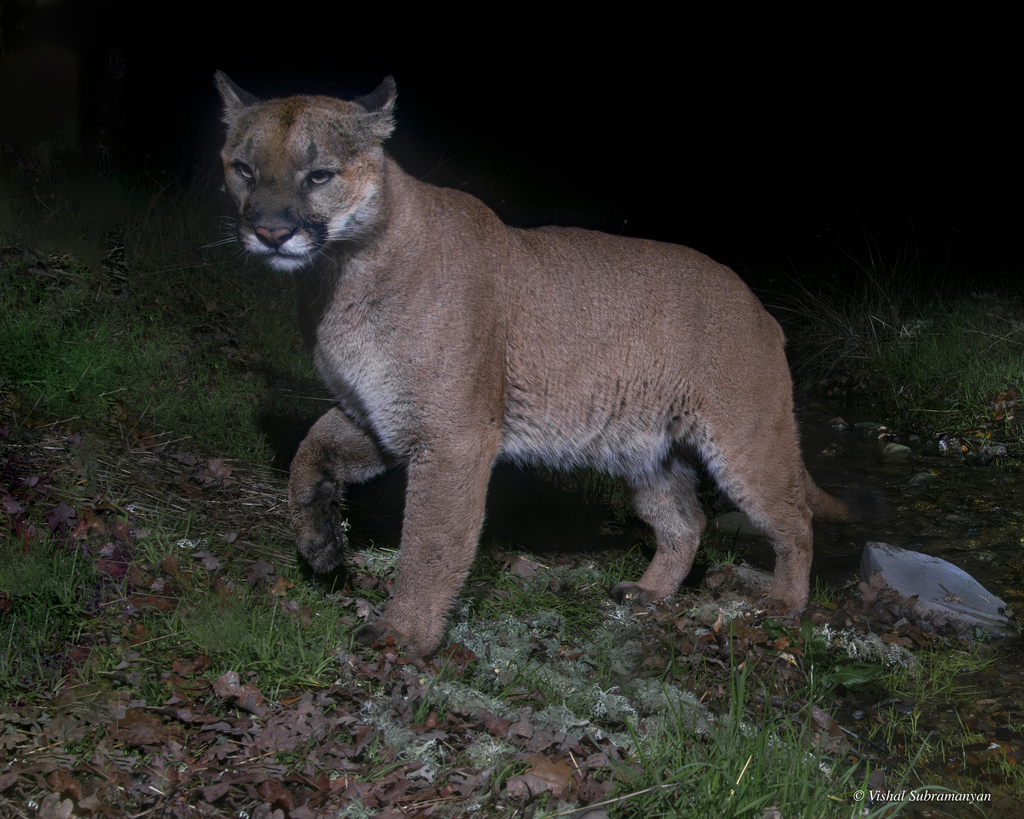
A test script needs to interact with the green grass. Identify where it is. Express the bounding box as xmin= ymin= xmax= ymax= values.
xmin=0 ymin=535 xmax=112 ymax=698
xmin=0 ymin=174 xmax=321 ymax=464
xmin=875 ymin=297 xmax=1023 ymax=426
xmin=0 ymin=526 xmax=347 ymax=705
xmin=174 ymin=579 xmax=343 ymax=696
xmin=606 ymin=659 xmax=872 ymax=818
xmin=776 ymin=238 xmax=1023 ymax=451
xmin=882 ymin=643 xmax=993 ymax=708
